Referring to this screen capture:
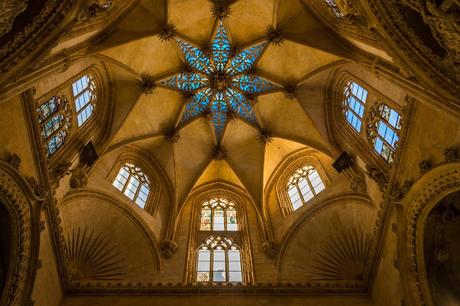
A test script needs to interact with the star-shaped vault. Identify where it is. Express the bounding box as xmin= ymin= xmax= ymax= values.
xmin=159 ymin=22 xmax=279 ymax=142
